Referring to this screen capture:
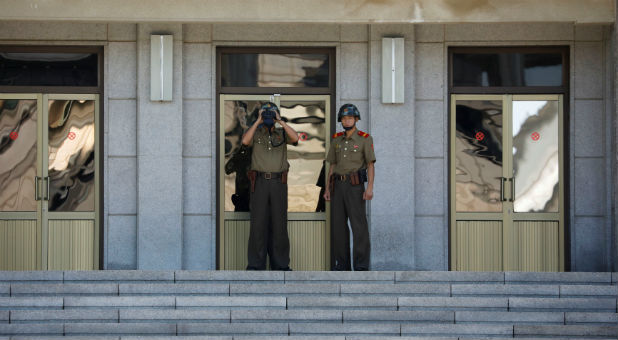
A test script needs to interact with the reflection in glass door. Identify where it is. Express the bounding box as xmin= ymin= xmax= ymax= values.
xmin=0 ymin=95 xmax=41 ymax=270
xmin=44 ymin=95 xmax=99 ymax=270
xmin=219 ymin=94 xmax=330 ymax=270
xmin=0 ymin=94 xmax=99 ymax=270
xmin=450 ymin=94 xmax=564 ymax=271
